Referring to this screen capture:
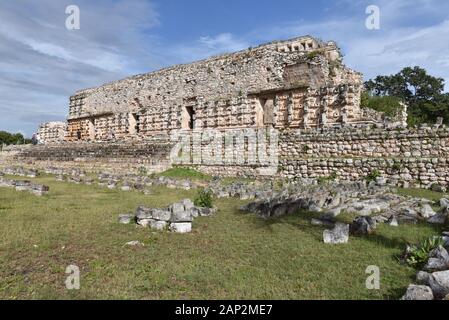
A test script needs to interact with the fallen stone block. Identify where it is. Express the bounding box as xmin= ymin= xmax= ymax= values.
xmin=170 ymin=222 xmax=192 ymax=233
xmin=125 ymin=240 xmax=144 ymax=247
xmin=170 ymin=211 xmax=193 ymax=222
xmin=150 ymin=220 xmax=168 ymax=231
xmin=323 ymin=223 xmax=349 ymax=244
xmin=118 ymin=214 xmax=134 ymax=224
xmin=197 ymin=206 xmax=217 ymax=216
xmin=428 ymin=213 xmax=447 ymax=225
xmin=401 ymin=284 xmax=434 ymax=300
xmin=151 ymin=209 xmax=171 ymax=221
xmin=137 ymin=218 xmax=152 ymax=227
xmin=424 ymin=246 xmax=449 ymax=272
xmin=350 ymin=216 xmax=376 ymax=235
xmin=429 ymin=270 xmax=449 ymax=299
